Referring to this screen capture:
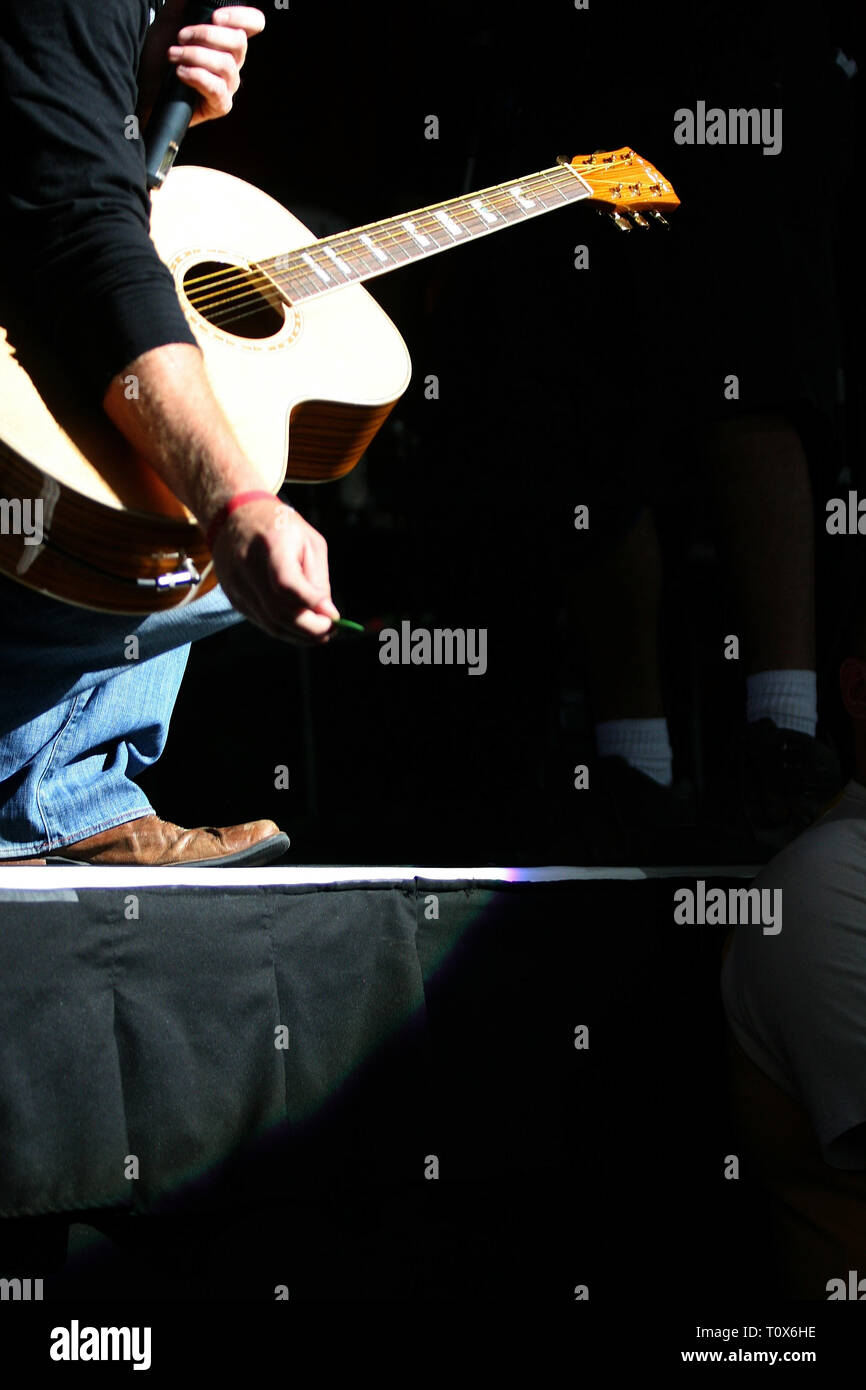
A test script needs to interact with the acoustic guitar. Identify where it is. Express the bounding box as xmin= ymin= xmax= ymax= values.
xmin=0 ymin=149 xmax=678 ymax=613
